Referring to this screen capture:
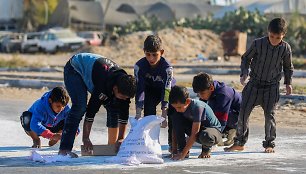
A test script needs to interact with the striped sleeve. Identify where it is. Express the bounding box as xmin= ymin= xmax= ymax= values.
xmin=240 ymin=40 xmax=257 ymax=77
xmin=283 ymin=44 xmax=294 ymax=85
xmin=161 ymin=66 xmax=173 ymax=109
